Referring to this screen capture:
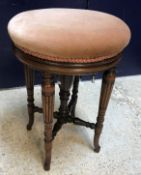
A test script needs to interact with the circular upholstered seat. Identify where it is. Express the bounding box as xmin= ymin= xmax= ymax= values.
xmin=8 ymin=8 xmax=131 ymax=63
